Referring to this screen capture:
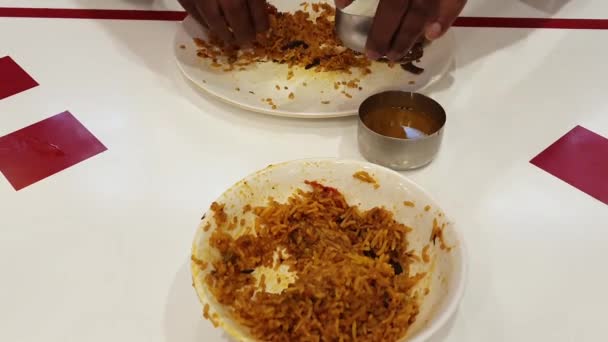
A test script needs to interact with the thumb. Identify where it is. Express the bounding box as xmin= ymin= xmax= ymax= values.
xmin=335 ymin=0 xmax=354 ymax=9
xmin=425 ymin=0 xmax=467 ymax=40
